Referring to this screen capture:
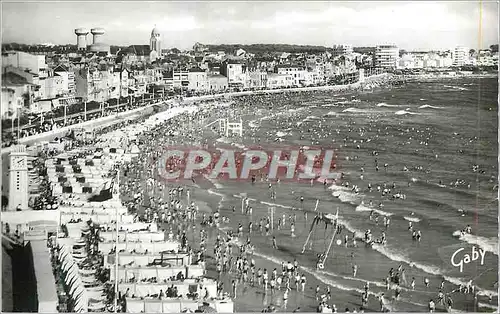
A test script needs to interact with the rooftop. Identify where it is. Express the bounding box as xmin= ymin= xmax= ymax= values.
xmin=2 ymin=72 xmax=31 ymax=86
xmin=188 ymin=67 xmax=205 ymax=73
